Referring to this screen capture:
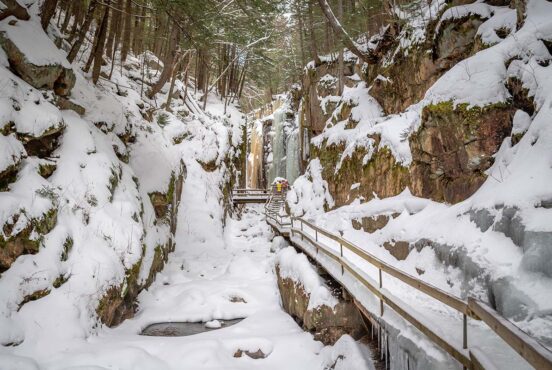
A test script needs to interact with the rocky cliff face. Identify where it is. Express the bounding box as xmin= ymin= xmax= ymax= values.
xmin=294 ymin=0 xmax=534 ymax=207
xmin=0 ymin=6 xmax=244 ymax=344
xmin=286 ymin=0 xmax=552 ymax=351
xmin=275 ymin=247 xmax=366 ymax=345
